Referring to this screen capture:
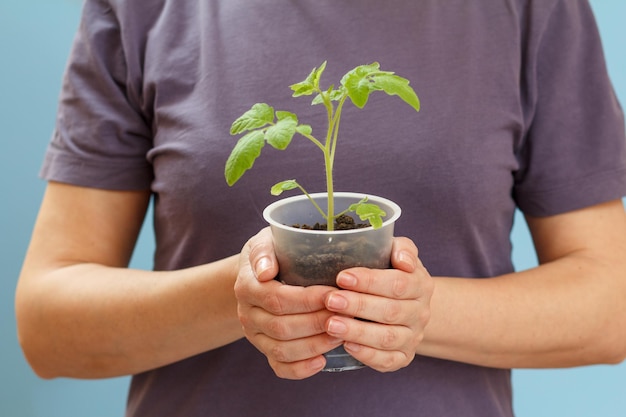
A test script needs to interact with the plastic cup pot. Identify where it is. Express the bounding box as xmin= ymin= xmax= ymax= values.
xmin=263 ymin=192 xmax=401 ymax=371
